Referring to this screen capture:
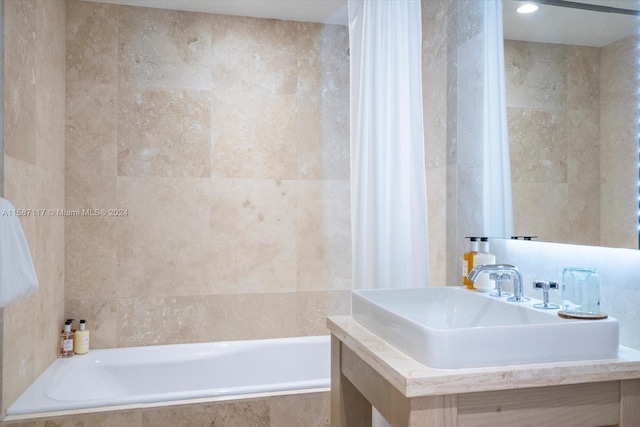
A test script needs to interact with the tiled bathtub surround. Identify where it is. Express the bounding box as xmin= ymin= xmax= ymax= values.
xmin=1 ymin=391 xmax=330 ymax=427
xmin=64 ymin=1 xmax=351 ymax=347
xmin=2 ymin=0 xmax=66 ymax=413
xmin=505 ymin=35 xmax=639 ymax=249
